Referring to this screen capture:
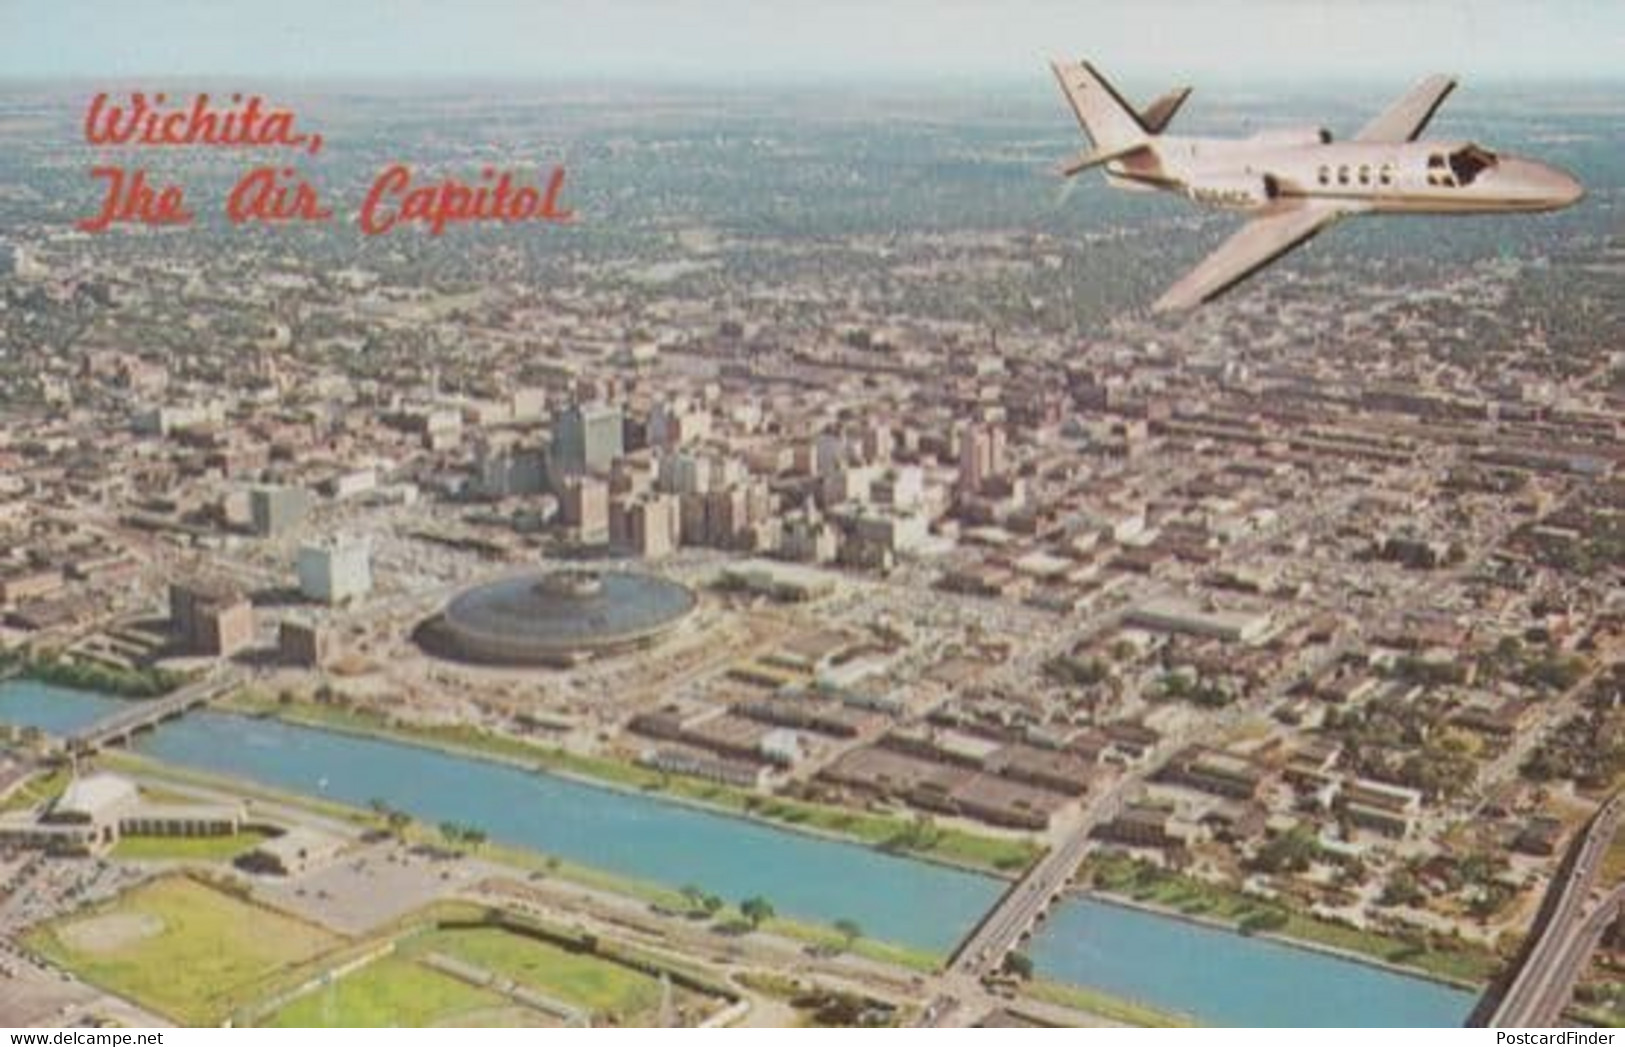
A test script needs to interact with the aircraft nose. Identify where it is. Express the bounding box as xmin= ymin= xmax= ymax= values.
xmin=1508 ymin=158 xmax=1585 ymax=208
xmin=1551 ymin=168 xmax=1585 ymax=207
